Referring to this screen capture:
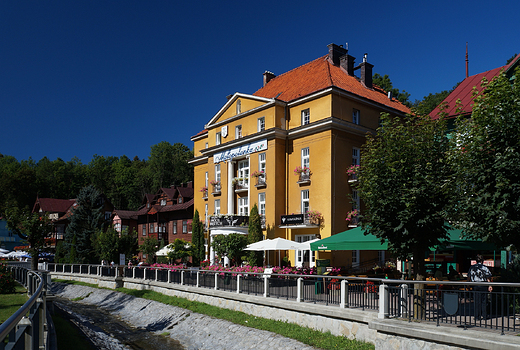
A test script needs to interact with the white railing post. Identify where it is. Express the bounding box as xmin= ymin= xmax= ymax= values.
xmin=263 ymin=275 xmax=269 ymax=297
xmin=237 ymin=274 xmax=241 ymax=293
xmin=297 ymin=277 xmax=303 ymax=302
xmin=168 ymin=269 xmax=171 ymax=283
xmin=196 ymin=271 xmax=200 ymax=287
xmin=214 ymin=273 xmax=218 ymax=290
xmin=155 ymin=269 xmax=158 ymax=281
xmin=400 ymin=283 xmax=409 ymax=318
xmin=181 ymin=271 xmax=185 ymax=285
xmin=340 ymin=279 xmax=348 ymax=308
xmin=132 ymin=267 xmax=136 ymax=279
xmin=378 ymin=283 xmax=389 ymax=319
